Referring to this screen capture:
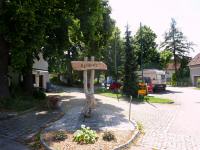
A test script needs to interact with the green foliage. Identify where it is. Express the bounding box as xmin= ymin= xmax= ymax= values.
xmin=33 ymin=89 xmax=46 ymax=100
xmin=134 ymin=25 xmax=160 ymax=68
xmin=73 ymin=125 xmax=97 ymax=144
xmin=101 ymin=28 xmax=124 ymax=81
xmin=123 ymin=25 xmax=138 ymax=97
xmin=96 ymin=88 xmax=122 ymax=99
xmin=177 ymin=56 xmax=191 ymax=79
xmin=160 ymin=50 xmax=173 ymax=69
xmin=161 ymin=18 xmax=194 ymax=76
xmin=53 ymin=131 xmax=67 ymax=142
xmin=137 ymin=122 xmax=144 ymax=134
xmin=0 ymin=96 xmax=35 ymax=112
xmin=197 ymin=78 xmax=200 ymax=88
xmin=30 ymin=132 xmax=42 ymax=150
xmin=145 ymin=96 xmax=173 ymax=104
xmin=102 ymin=131 xmax=116 ymax=141
xmin=171 ymin=73 xmax=177 ymax=86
